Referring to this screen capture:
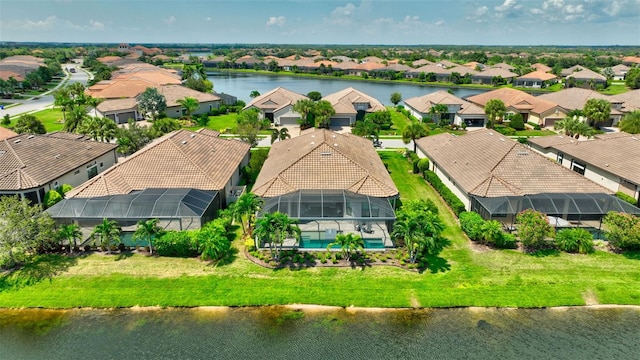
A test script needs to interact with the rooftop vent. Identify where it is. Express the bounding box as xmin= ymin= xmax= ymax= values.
xmin=499 ymin=138 xmax=505 ymax=141
xmin=13 ymin=139 xmax=21 ymax=144
xmin=0 ymin=150 xmax=6 ymax=155
xmin=54 ymin=154 xmax=60 ymax=159
xmin=27 ymin=135 xmax=35 ymax=139
xmin=334 ymin=143 xmax=338 ymax=147
xmin=181 ymin=140 xmax=187 ymax=144
xmin=517 ymin=151 xmax=529 ymax=156
xmin=190 ymin=134 xmax=196 ymax=138
xmin=310 ymin=142 xmax=315 ymax=145
xmin=632 ymin=137 xmax=638 ymax=141
xmin=321 ymin=152 xmax=332 ymax=156
xmin=488 ymin=132 xmax=493 ymax=136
